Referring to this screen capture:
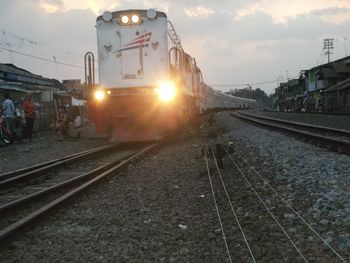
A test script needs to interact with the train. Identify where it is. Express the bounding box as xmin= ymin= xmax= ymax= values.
xmin=200 ymin=84 xmax=255 ymax=112
xmin=88 ymin=9 xmax=255 ymax=142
